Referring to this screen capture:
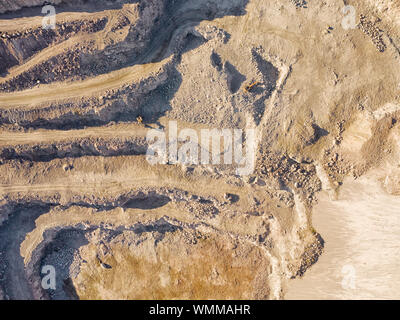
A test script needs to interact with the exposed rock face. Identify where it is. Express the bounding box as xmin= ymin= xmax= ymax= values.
xmin=0 ymin=0 xmax=63 ymax=13
xmin=0 ymin=0 xmax=399 ymax=300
